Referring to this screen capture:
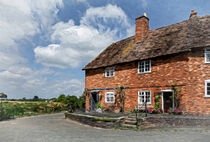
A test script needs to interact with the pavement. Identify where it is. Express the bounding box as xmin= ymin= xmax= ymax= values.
xmin=0 ymin=113 xmax=210 ymax=142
